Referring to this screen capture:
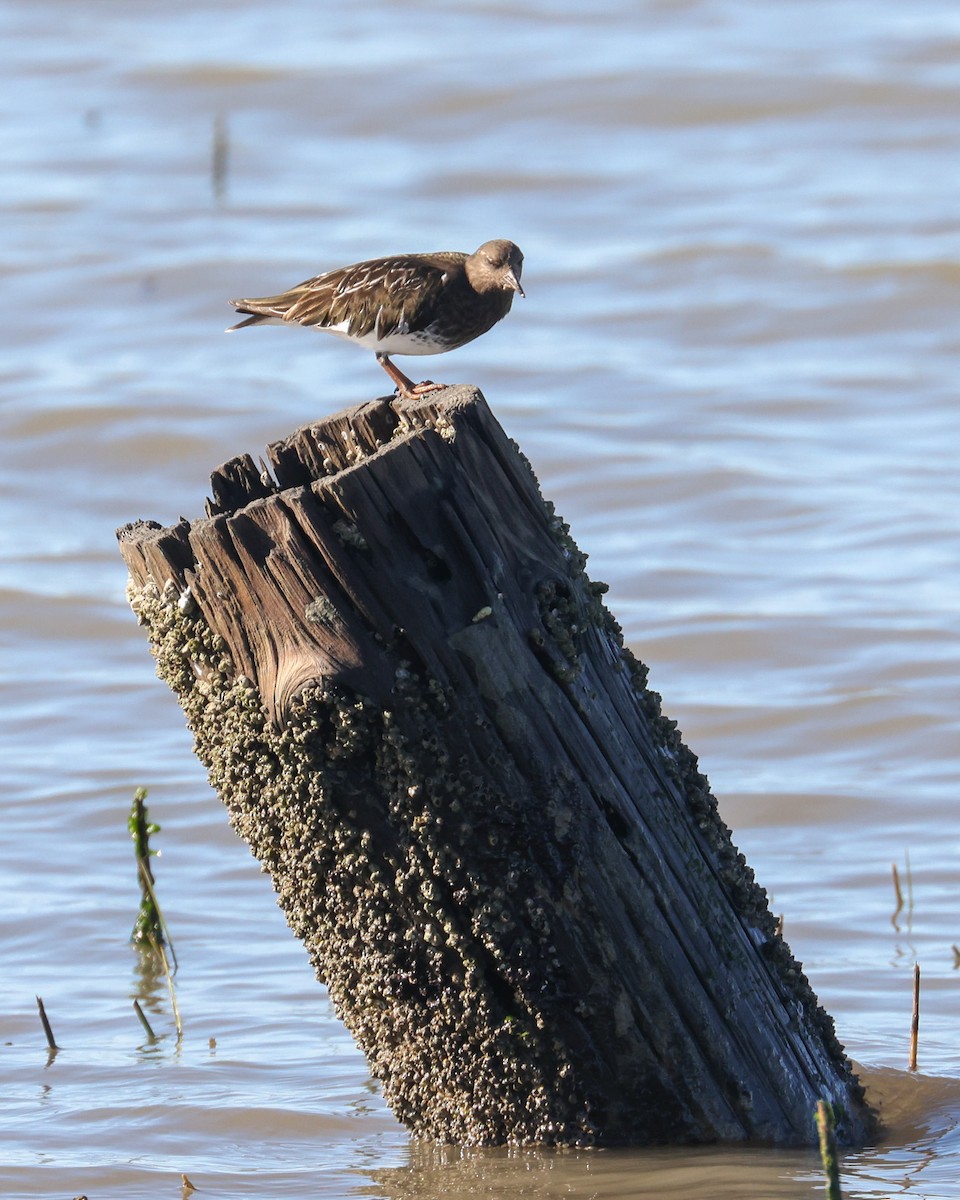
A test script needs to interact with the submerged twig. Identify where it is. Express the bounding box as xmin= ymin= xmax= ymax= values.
xmin=815 ymin=1100 xmax=843 ymax=1200
xmin=36 ymin=995 xmax=58 ymax=1052
xmin=133 ymin=998 xmax=157 ymax=1042
xmin=909 ymin=961 xmax=921 ymax=1072
xmin=891 ymin=863 xmax=903 ymax=928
